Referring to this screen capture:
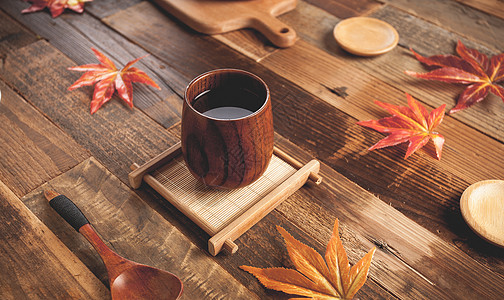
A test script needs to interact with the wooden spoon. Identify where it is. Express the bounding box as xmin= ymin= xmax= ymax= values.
xmin=45 ymin=190 xmax=183 ymax=300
